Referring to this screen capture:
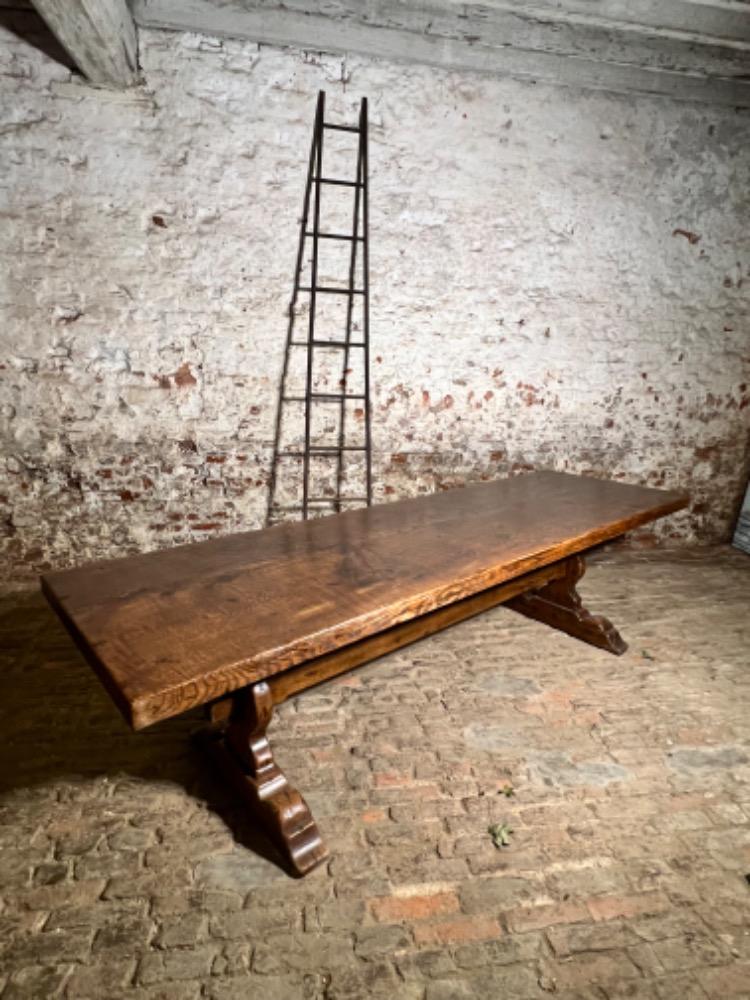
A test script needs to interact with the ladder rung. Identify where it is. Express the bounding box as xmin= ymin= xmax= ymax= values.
xmin=313 ymin=177 xmax=362 ymax=188
xmin=299 ymin=286 xmax=365 ymax=296
xmin=312 ymin=393 xmax=366 ymax=401
xmin=278 ymin=447 xmax=367 ymax=457
xmin=270 ymin=497 xmax=369 ymax=510
xmin=271 ymin=500 xmax=335 ymax=508
xmin=305 ymin=232 xmax=364 ymax=242
xmin=317 ymin=446 xmax=367 ymax=453
xmin=282 ymin=394 xmax=366 ymax=403
xmin=308 ymin=497 xmax=369 ymax=503
xmin=290 ymin=340 xmax=366 ymax=348
xmin=323 ymin=123 xmax=360 ymax=133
